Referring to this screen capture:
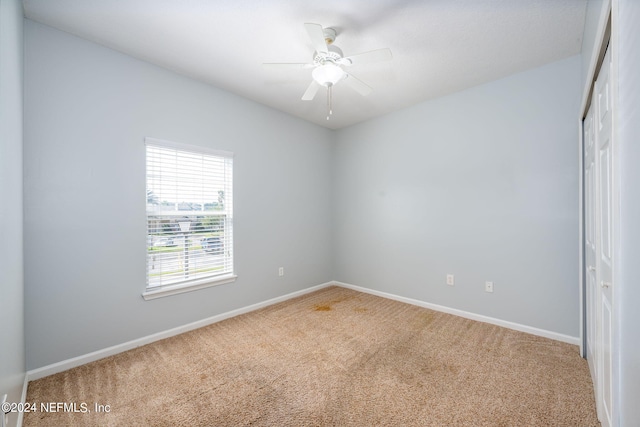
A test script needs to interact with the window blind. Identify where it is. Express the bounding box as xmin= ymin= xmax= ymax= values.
xmin=145 ymin=138 xmax=233 ymax=291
